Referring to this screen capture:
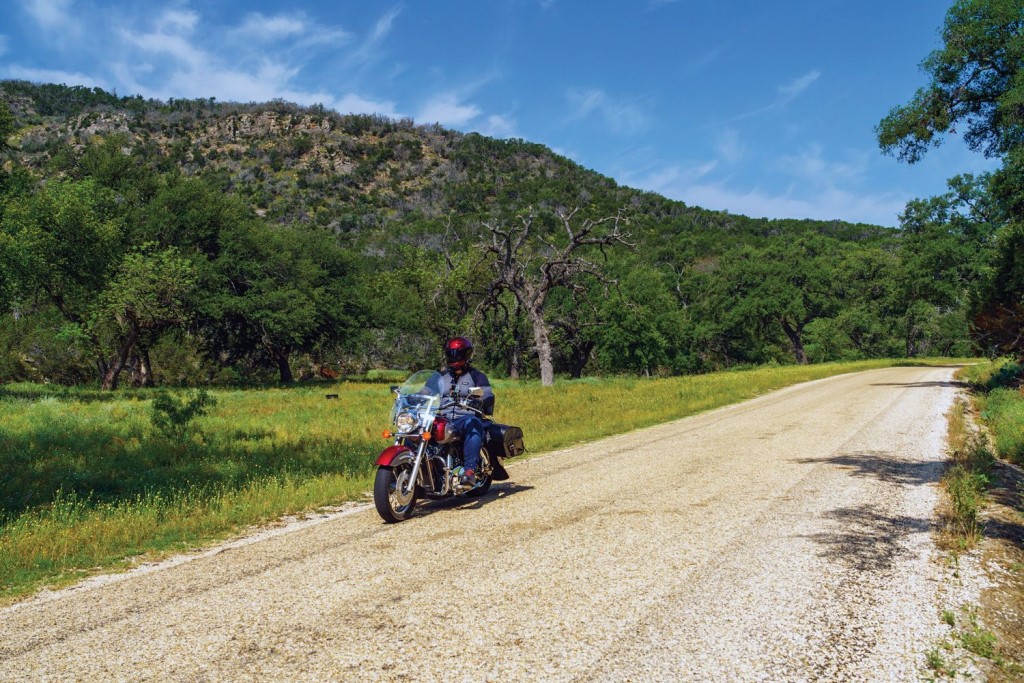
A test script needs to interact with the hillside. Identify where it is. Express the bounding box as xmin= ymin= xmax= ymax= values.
xmin=0 ymin=81 xmax=974 ymax=386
